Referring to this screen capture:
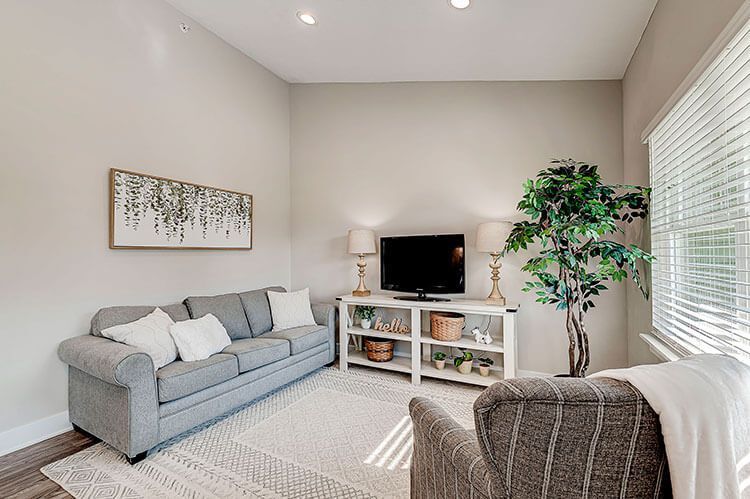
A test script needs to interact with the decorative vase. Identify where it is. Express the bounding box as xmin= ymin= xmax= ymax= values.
xmin=479 ymin=365 xmax=491 ymax=377
xmin=361 ymin=318 xmax=372 ymax=329
xmin=434 ymin=359 xmax=445 ymax=370
xmin=457 ymin=362 xmax=472 ymax=375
